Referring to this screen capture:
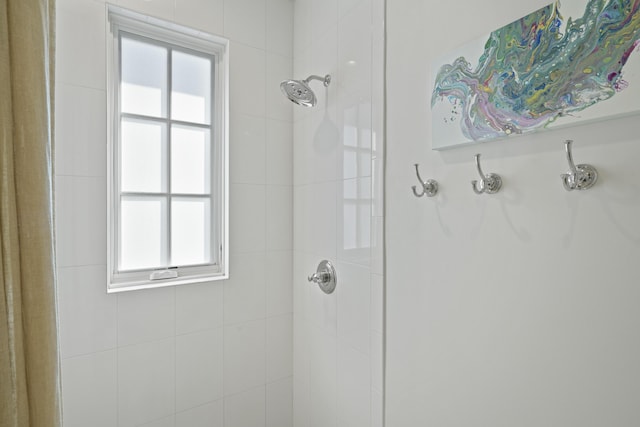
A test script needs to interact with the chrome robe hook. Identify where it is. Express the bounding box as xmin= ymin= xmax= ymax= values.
xmin=411 ymin=164 xmax=438 ymax=197
xmin=471 ymin=154 xmax=502 ymax=194
xmin=560 ymin=139 xmax=598 ymax=191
